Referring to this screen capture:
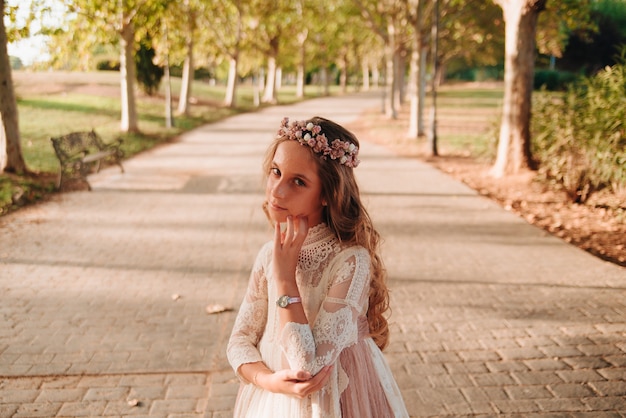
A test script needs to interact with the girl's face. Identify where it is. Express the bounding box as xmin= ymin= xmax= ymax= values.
xmin=266 ymin=140 xmax=325 ymax=227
